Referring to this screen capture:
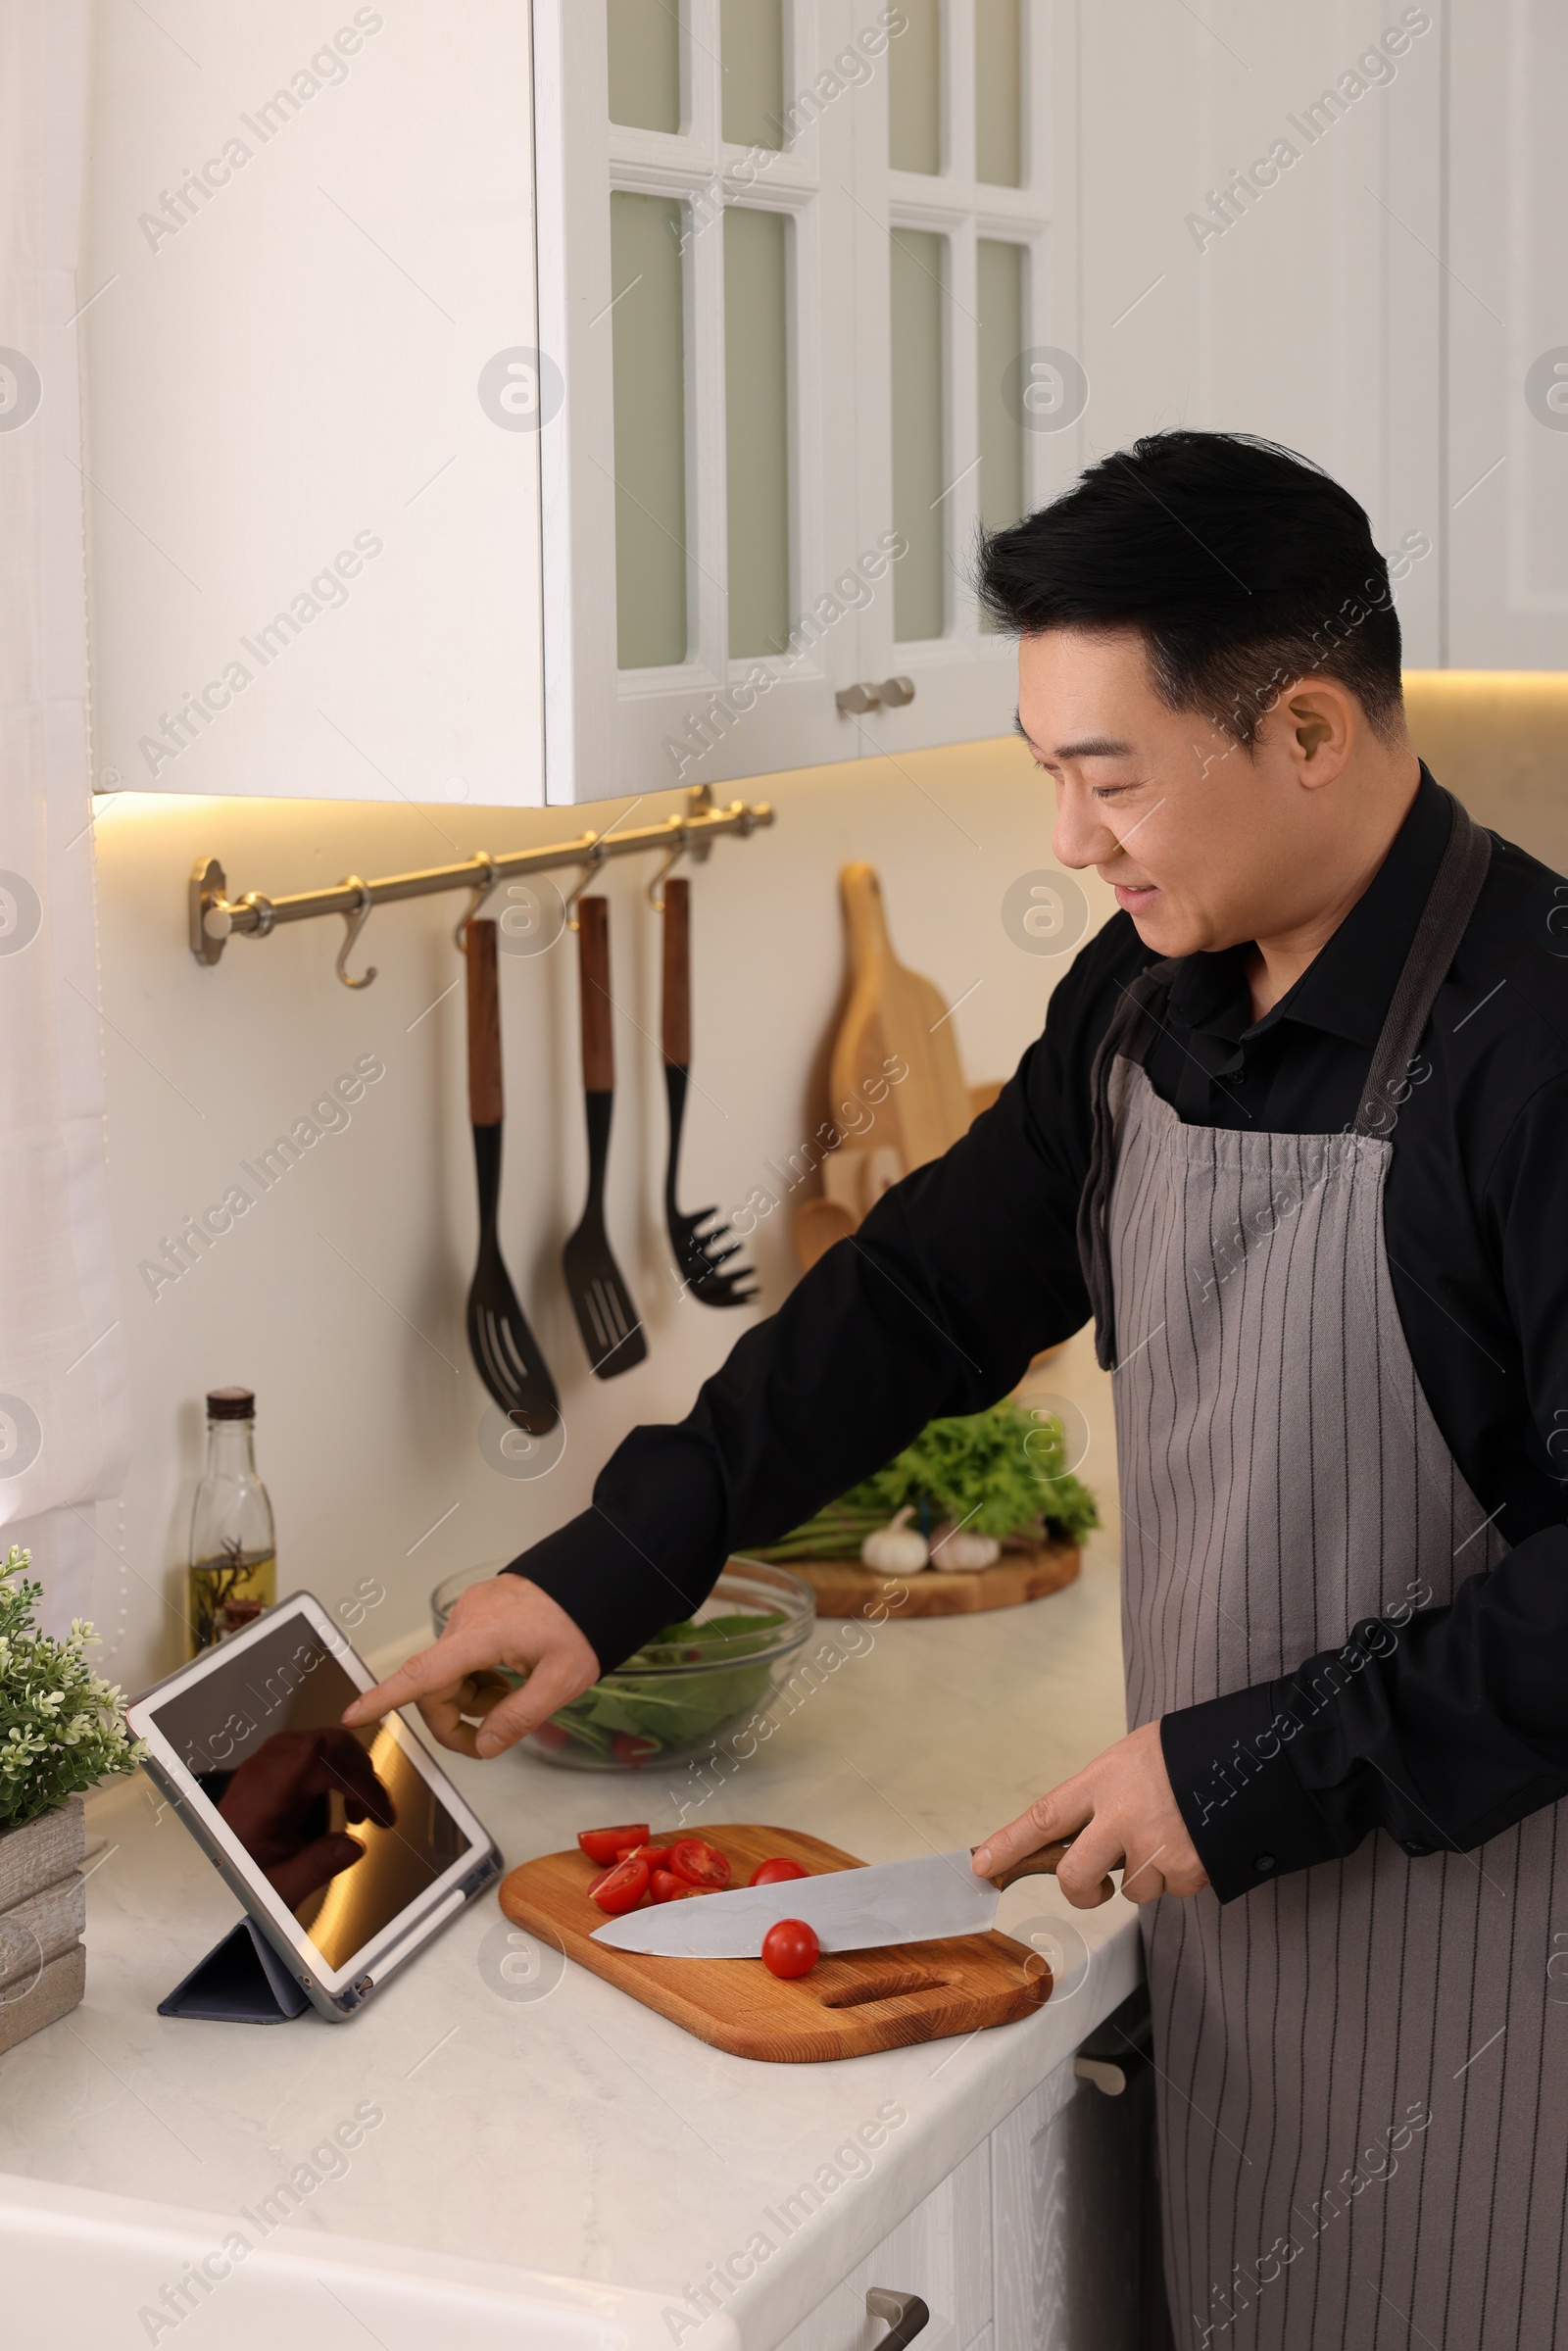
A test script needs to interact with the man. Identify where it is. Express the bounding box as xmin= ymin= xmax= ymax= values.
xmin=349 ymin=431 xmax=1568 ymax=2347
